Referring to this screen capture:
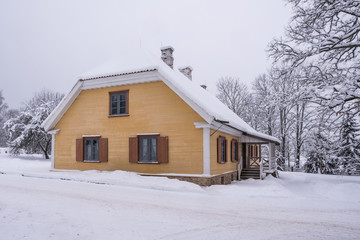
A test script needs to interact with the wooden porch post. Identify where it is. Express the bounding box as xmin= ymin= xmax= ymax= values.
xmin=259 ymin=144 xmax=261 ymax=164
